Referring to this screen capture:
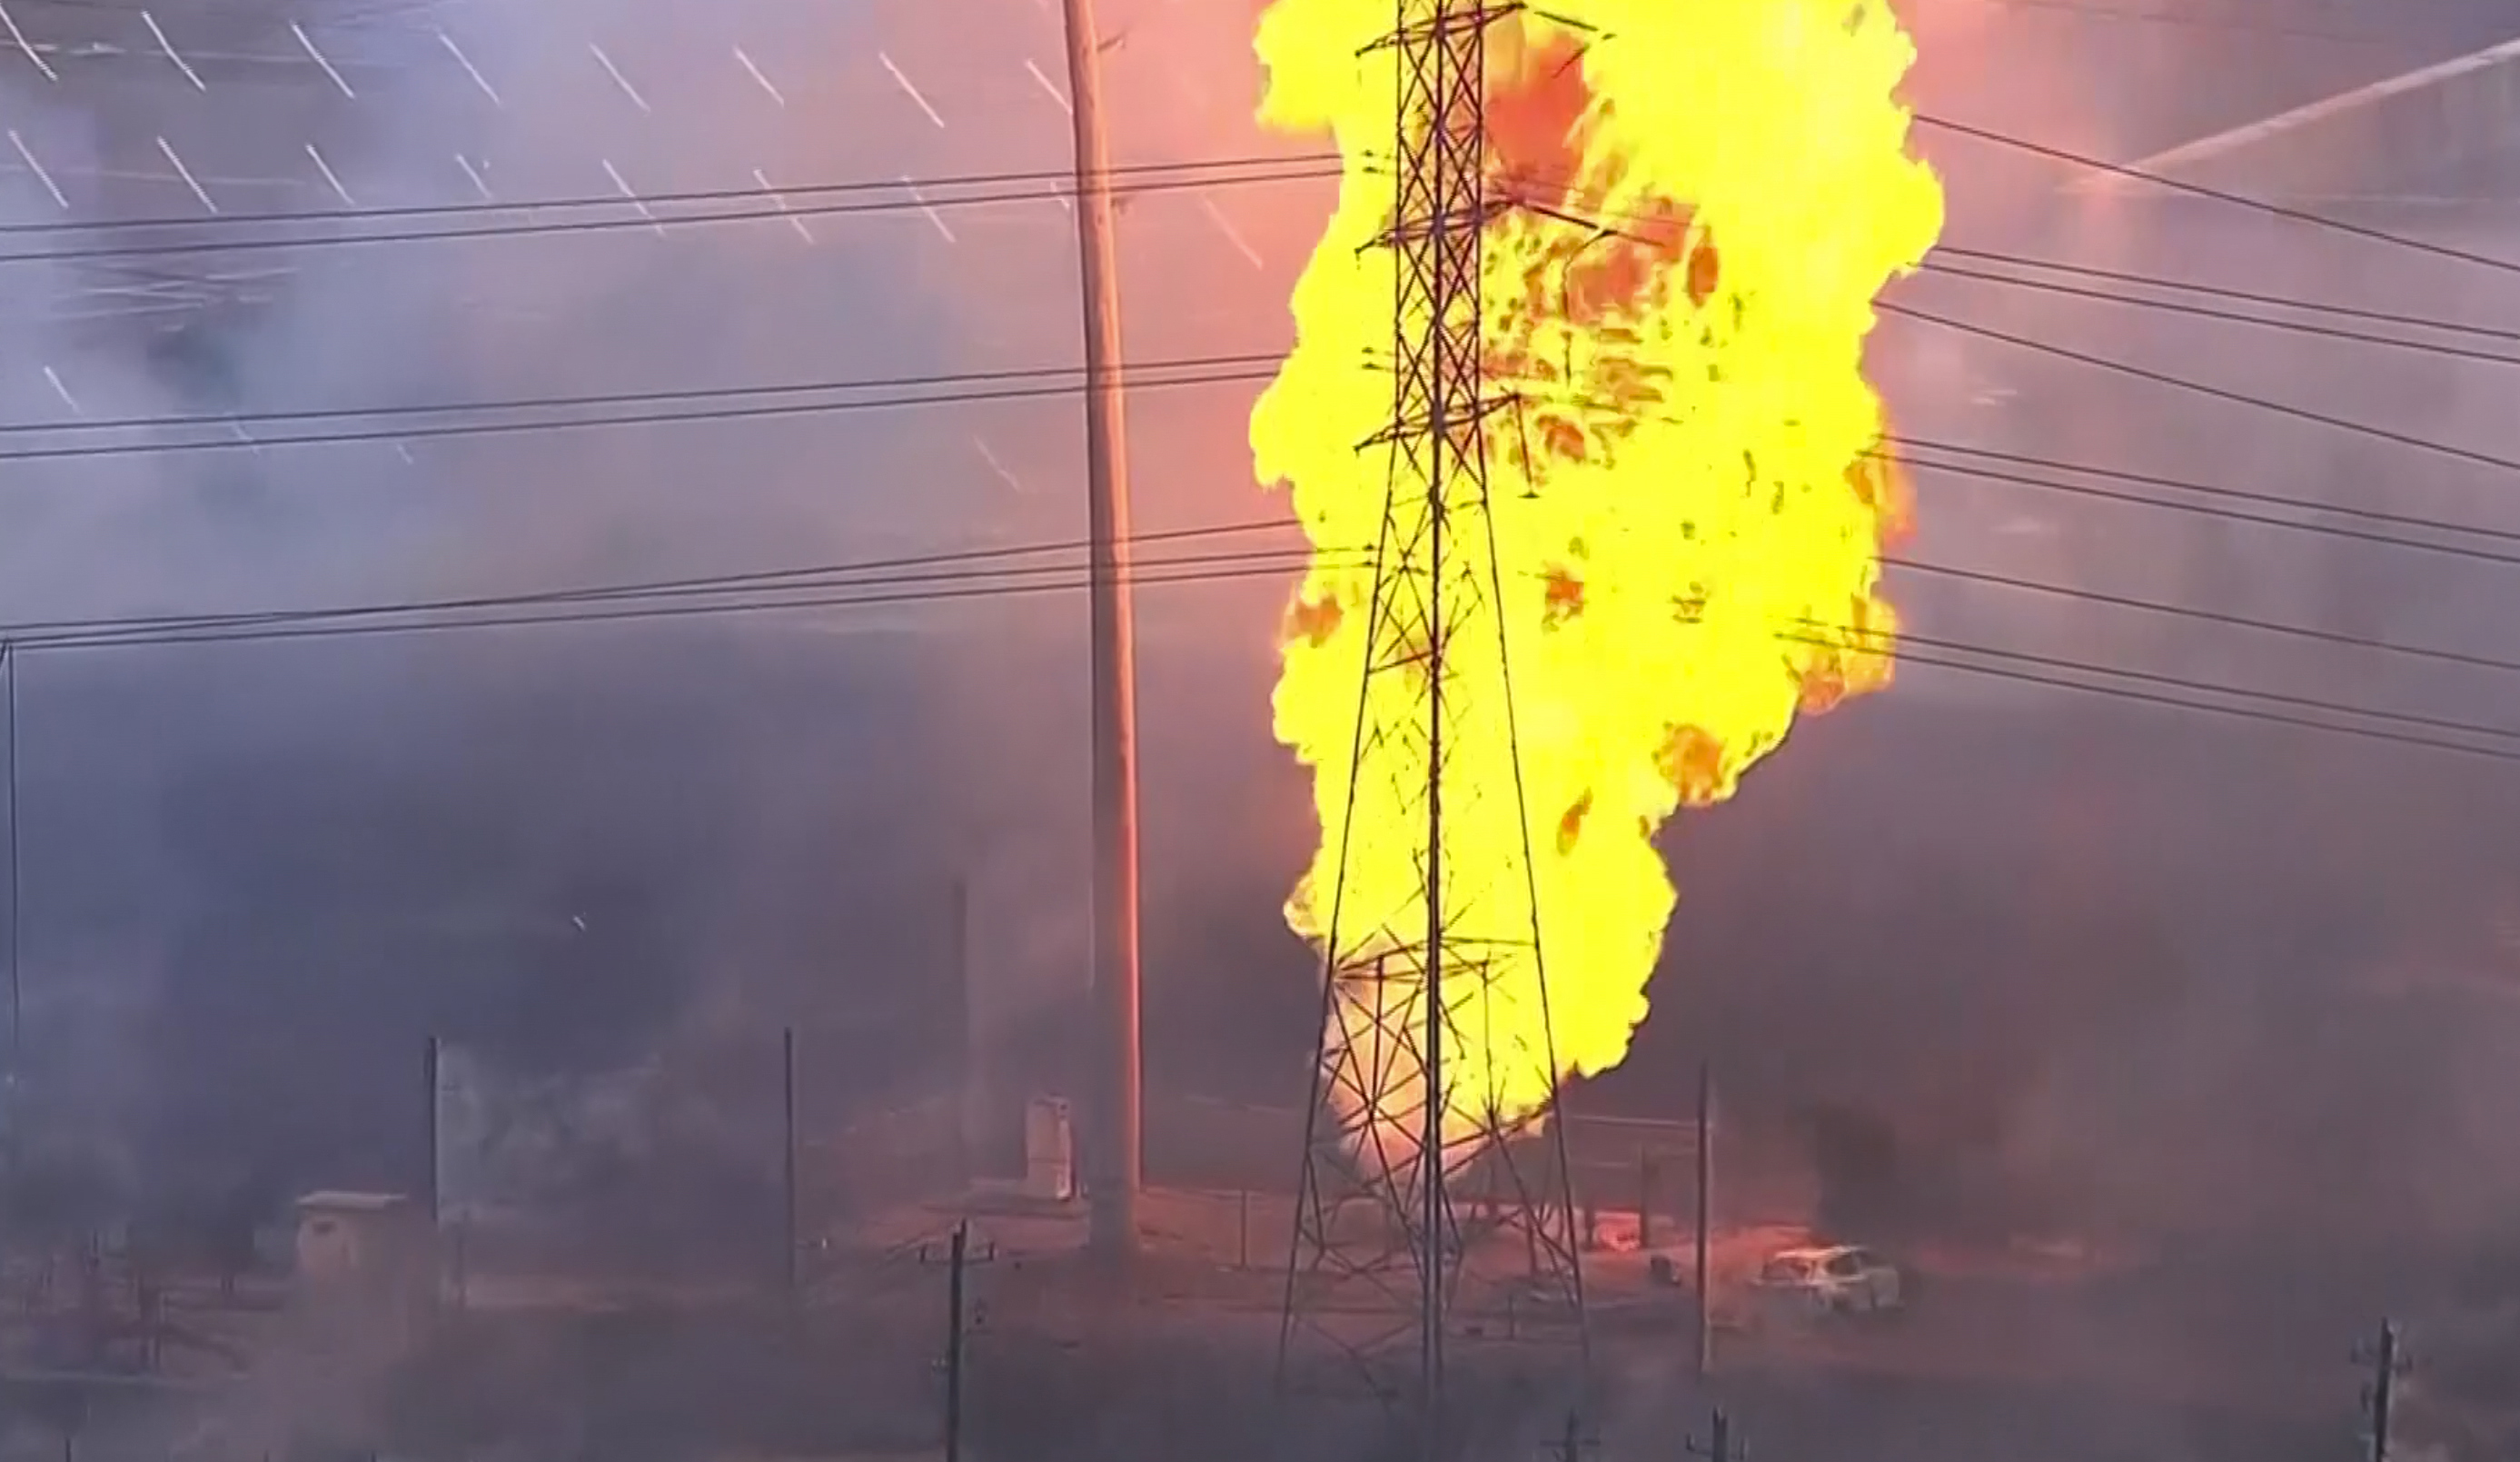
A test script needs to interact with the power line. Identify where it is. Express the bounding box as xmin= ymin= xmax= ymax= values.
xmin=0 ymin=136 xmax=2505 ymax=539
xmin=1495 ymin=163 xmax=2520 ymax=361
xmin=16 ymin=547 xmax=1321 ymax=653
xmin=1382 ymin=322 xmax=2520 ymax=562
xmin=1865 ymin=621 xmax=2520 ymax=746
xmin=23 ymin=127 xmax=2494 ymax=378
xmin=1976 ymin=0 xmax=2396 ymax=43
xmin=3 ymin=434 xmax=2511 ymax=690
xmin=0 ymin=150 xmax=1339 ymax=240
xmin=0 ymin=355 xmax=1290 ymax=463
xmin=0 ymin=500 xmax=2500 ymax=769
xmin=1918 ymin=257 xmax=2520 ymax=368
xmin=53 ymin=543 xmax=1342 ymax=648
xmin=1492 ymin=159 xmax=2520 ymax=350
xmin=1929 ymin=243 xmax=2520 ymax=347
xmin=12 ymin=522 xmax=2513 ymax=771
xmin=9 ymin=482 xmax=2518 ymax=698
xmin=19 ymin=324 xmax=2520 ymax=597
xmin=0 ymin=158 xmax=1342 ymax=268
xmin=0 ymin=349 xmax=1288 ymax=445
xmin=0 ymin=518 xmax=1324 ymax=643
xmin=13 ymin=292 xmax=2520 ymax=597
xmin=1884 ymin=297 xmax=2520 ymax=478
xmin=1883 ymin=551 xmax=2520 ymax=681
xmin=1888 ymin=437 xmax=2520 ymax=561
xmin=1913 ymin=111 xmax=2520 ymax=282
xmin=1832 ymin=632 xmax=2520 ymax=766
xmin=0 ymin=190 xmax=2504 ymax=737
